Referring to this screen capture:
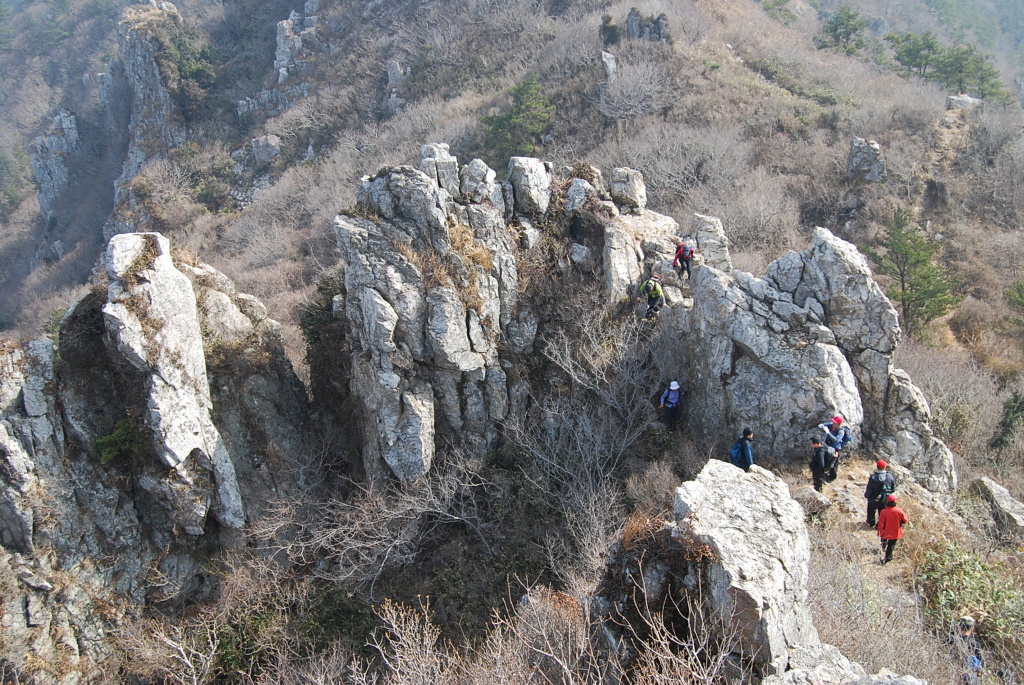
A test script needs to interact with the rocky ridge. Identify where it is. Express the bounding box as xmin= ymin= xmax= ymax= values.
xmin=1 ymin=235 xmax=306 ymax=683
